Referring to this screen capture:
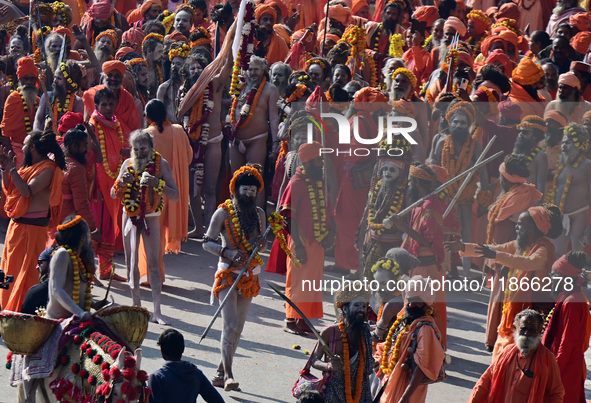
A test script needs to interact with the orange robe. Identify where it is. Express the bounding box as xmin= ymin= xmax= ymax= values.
xmin=0 ymin=159 xmax=62 ymax=311
xmin=378 ymin=316 xmax=446 ymax=403
xmin=508 ymin=81 xmax=547 ymax=119
xmin=469 ymin=344 xmax=565 ymax=403
xmin=1 ymin=91 xmax=39 ymax=167
xmin=403 ymin=46 xmax=433 ymax=92
xmin=261 ymin=31 xmax=290 ymax=65
xmin=83 ymin=85 xmax=141 ymax=134
xmin=138 ymin=123 xmax=192 ymax=283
